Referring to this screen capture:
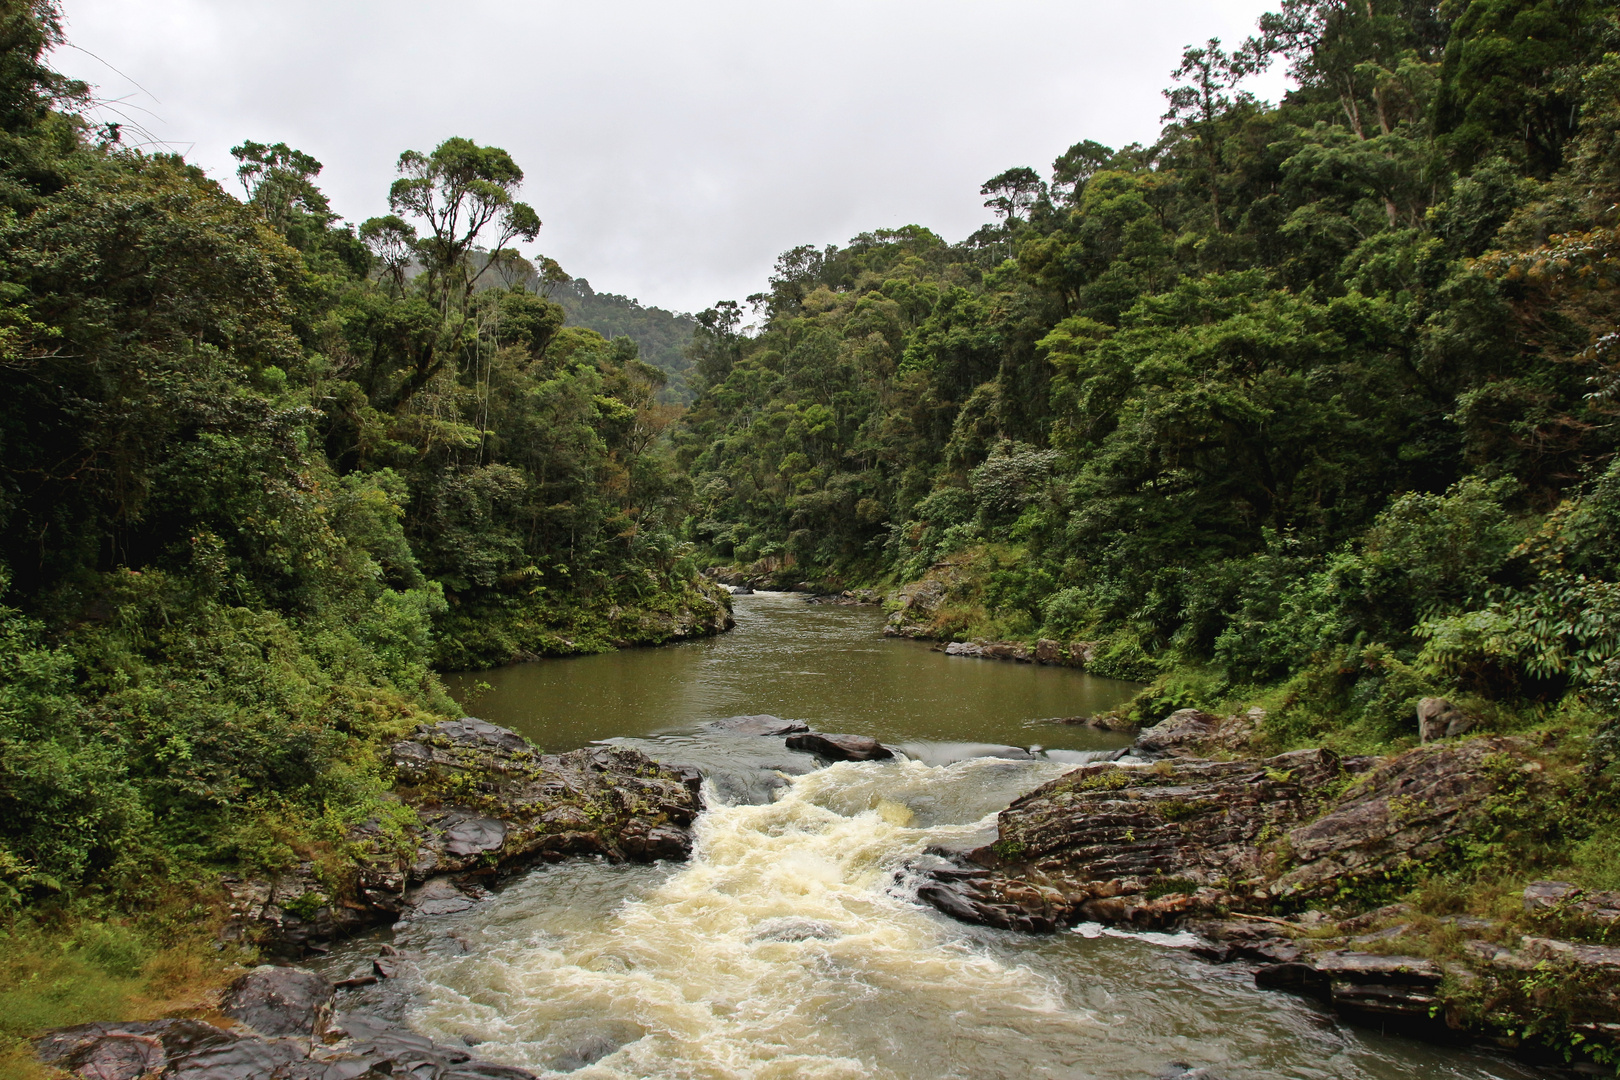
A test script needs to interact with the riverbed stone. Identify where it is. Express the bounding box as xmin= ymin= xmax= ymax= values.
xmin=710 ymin=714 xmax=810 ymax=736
xmin=220 ymin=965 xmax=334 ymax=1038
xmin=785 ymin=732 xmax=894 ymax=761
